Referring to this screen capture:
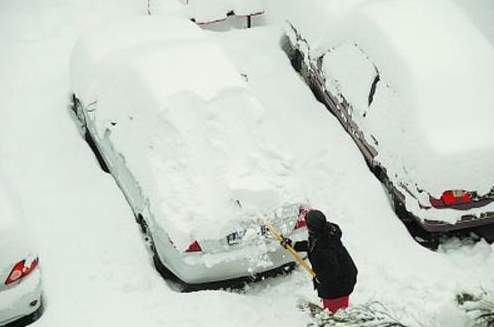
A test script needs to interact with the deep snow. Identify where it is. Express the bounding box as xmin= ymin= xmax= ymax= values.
xmin=0 ymin=1 xmax=493 ymax=327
